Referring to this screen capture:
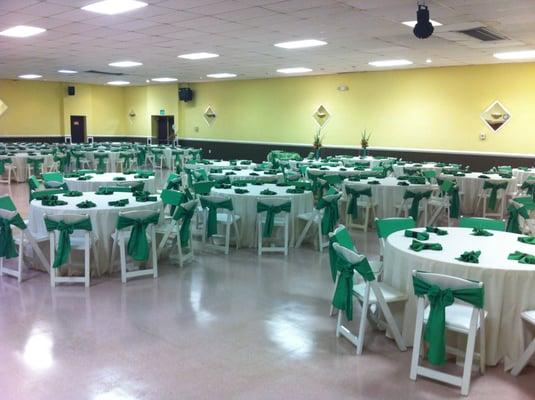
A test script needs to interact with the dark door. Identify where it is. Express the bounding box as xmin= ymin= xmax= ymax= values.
xmin=157 ymin=116 xmax=174 ymax=144
xmin=70 ymin=115 xmax=86 ymax=143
